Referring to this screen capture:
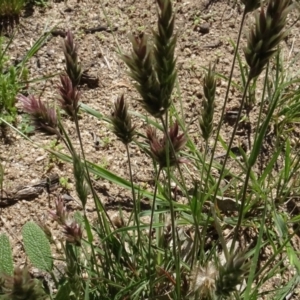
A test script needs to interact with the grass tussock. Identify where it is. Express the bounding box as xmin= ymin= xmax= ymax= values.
xmin=1 ymin=0 xmax=300 ymax=299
